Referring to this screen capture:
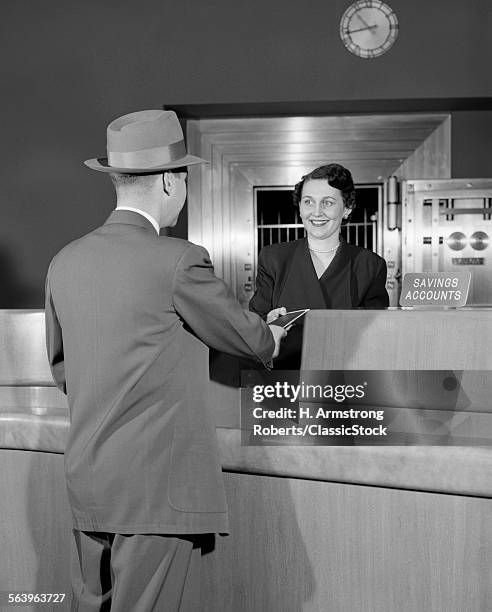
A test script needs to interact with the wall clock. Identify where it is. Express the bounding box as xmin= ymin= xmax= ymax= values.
xmin=340 ymin=1 xmax=399 ymax=59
